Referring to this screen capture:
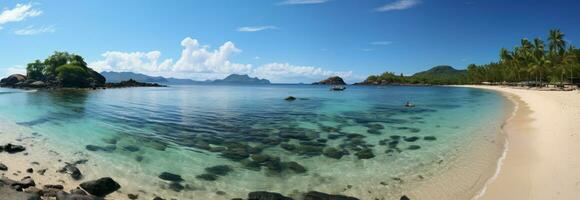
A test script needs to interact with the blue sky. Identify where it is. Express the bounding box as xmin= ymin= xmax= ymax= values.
xmin=1 ymin=0 xmax=579 ymax=83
